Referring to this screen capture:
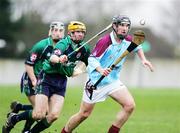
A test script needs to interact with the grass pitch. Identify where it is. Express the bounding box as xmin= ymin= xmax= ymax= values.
xmin=0 ymin=85 xmax=180 ymax=133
